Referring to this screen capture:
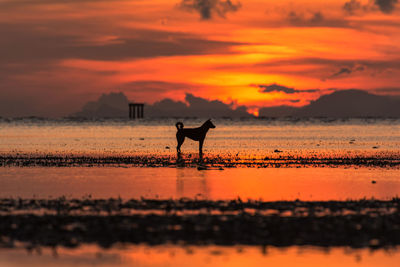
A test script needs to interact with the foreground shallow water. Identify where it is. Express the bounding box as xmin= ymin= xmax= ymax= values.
xmin=1 ymin=245 xmax=399 ymax=267
xmin=1 ymin=167 xmax=400 ymax=266
xmin=0 ymin=167 xmax=399 ymax=200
